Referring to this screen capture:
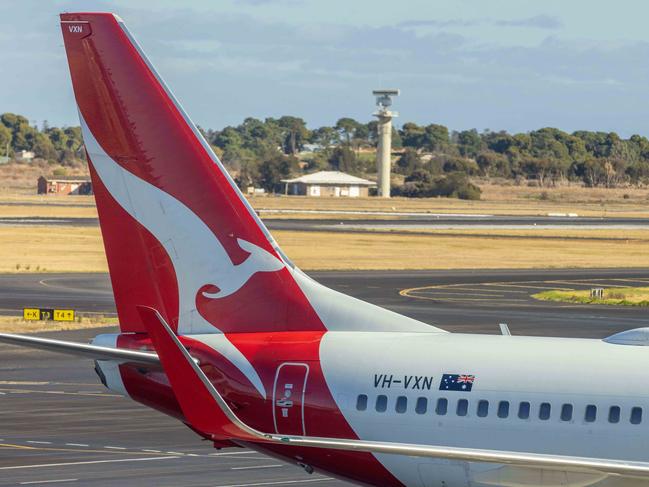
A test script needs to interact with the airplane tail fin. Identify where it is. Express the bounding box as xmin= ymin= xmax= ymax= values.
xmin=60 ymin=12 xmax=322 ymax=336
xmin=60 ymin=12 xmax=439 ymax=337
